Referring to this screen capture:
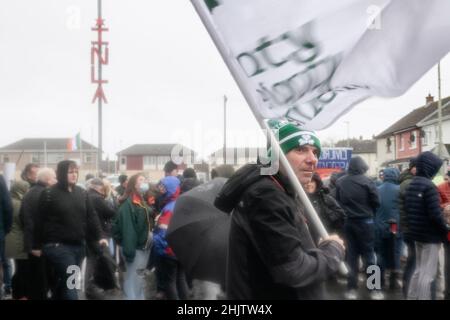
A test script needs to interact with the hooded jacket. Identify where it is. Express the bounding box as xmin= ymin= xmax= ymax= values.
xmin=398 ymin=169 xmax=414 ymax=238
xmin=375 ymin=168 xmax=400 ymax=239
xmin=5 ymin=181 xmax=29 ymax=259
xmin=215 ymin=164 xmax=344 ymax=300
xmin=336 ymin=156 xmax=380 ymax=219
xmin=34 ymin=160 xmax=103 ymax=249
xmin=405 ymin=152 xmax=448 ymax=243
xmin=0 ymin=174 xmax=13 ymax=236
xmin=328 ymin=171 xmax=346 ymax=199
xmin=153 ymin=176 xmax=181 ymax=259
xmin=307 ymin=174 xmax=346 ymax=240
